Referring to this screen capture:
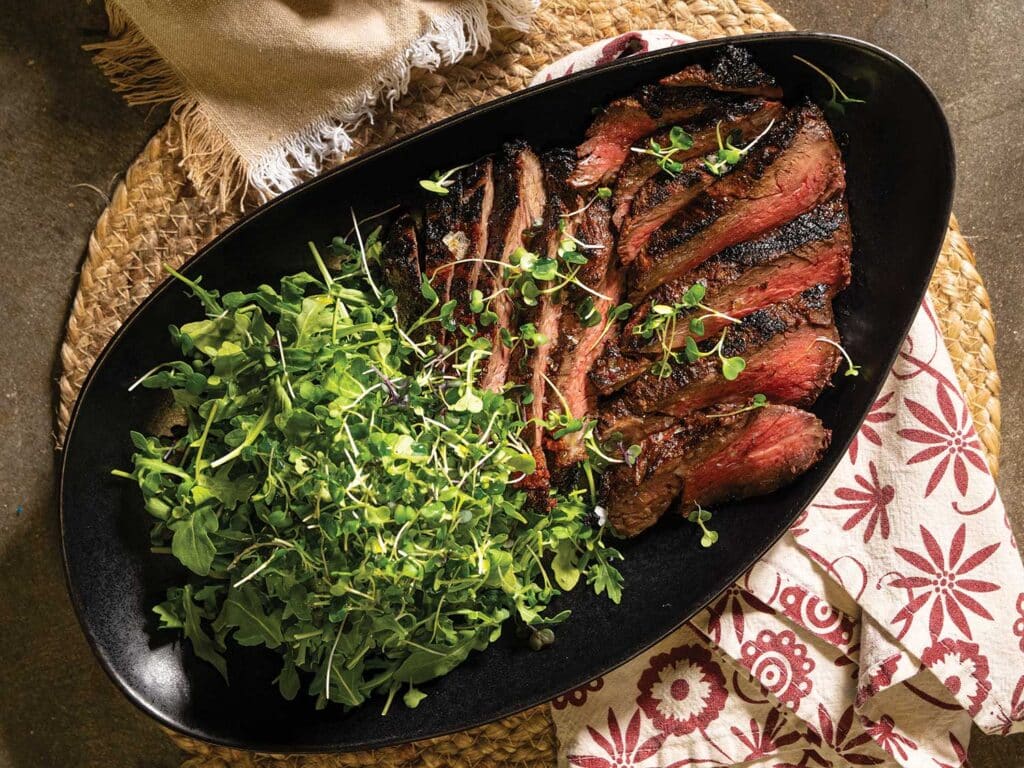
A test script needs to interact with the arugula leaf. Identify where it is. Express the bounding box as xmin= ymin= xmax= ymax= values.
xmin=171 ymin=510 xmax=217 ymax=576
